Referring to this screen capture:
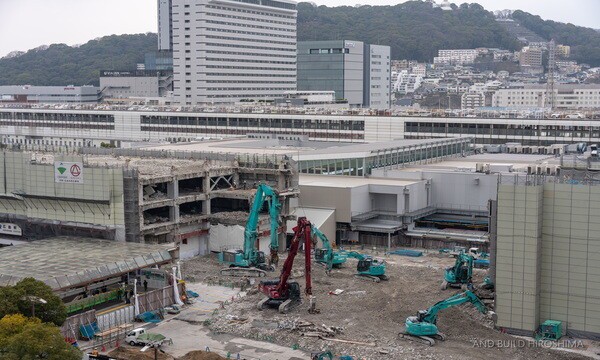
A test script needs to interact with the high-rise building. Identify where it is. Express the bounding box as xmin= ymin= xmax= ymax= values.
xmin=297 ymin=40 xmax=391 ymax=109
xmin=158 ymin=0 xmax=173 ymax=51
xmin=171 ymin=0 xmax=298 ymax=105
xmin=519 ymin=46 xmax=543 ymax=74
